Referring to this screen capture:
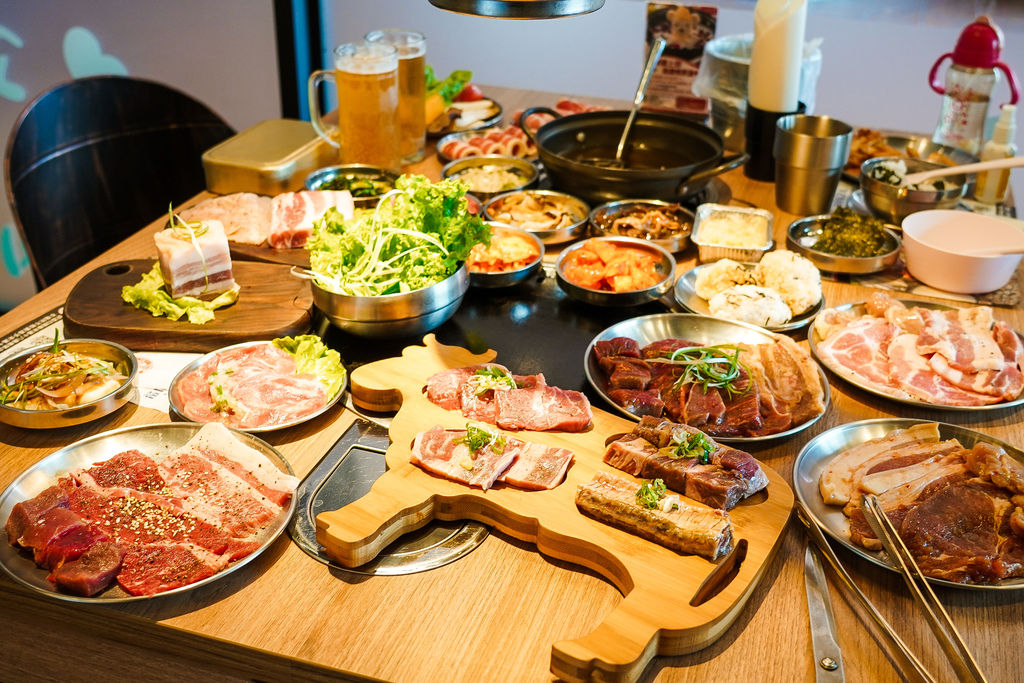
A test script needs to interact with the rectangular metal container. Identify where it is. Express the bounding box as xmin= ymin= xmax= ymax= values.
xmin=202 ymin=118 xmax=336 ymax=195
xmin=691 ymin=203 xmax=774 ymax=263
